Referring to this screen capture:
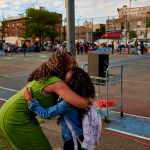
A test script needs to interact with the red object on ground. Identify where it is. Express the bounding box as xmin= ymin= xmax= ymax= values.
xmin=96 ymin=99 xmax=115 ymax=108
